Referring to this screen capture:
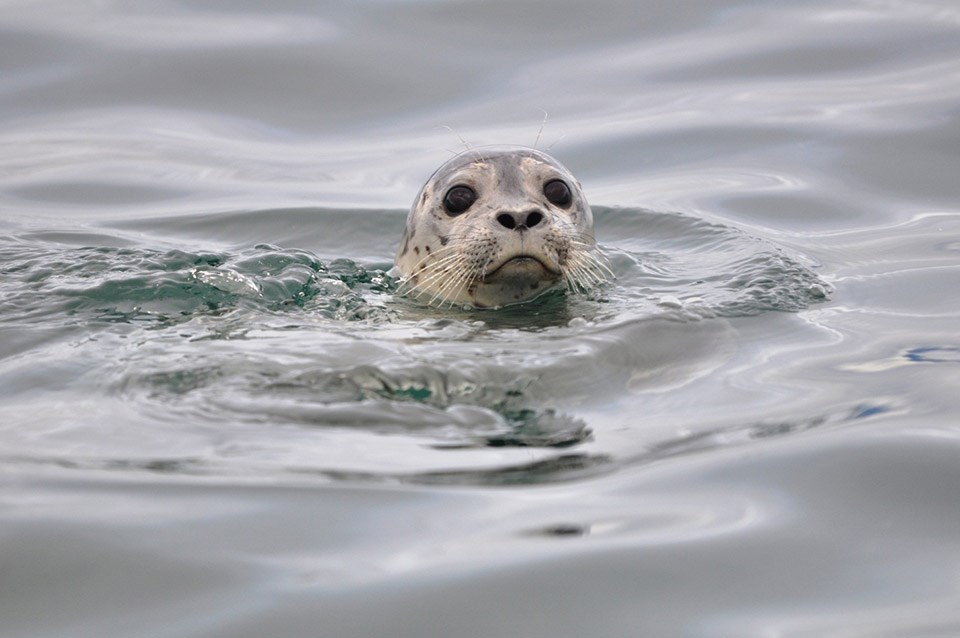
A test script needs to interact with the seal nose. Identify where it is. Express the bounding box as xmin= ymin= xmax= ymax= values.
xmin=496 ymin=210 xmax=544 ymax=231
